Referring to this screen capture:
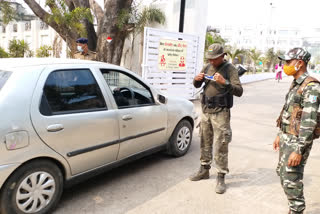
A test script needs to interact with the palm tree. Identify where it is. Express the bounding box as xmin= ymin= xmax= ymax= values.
xmin=265 ymin=48 xmax=277 ymax=72
xmin=0 ymin=1 xmax=16 ymax=25
xmin=247 ymin=48 xmax=262 ymax=74
xmin=225 ymin=46 xmax=247 ymax=64
xmin=8 ymin=39 xmax=31 ymax=57
xmin=205 ymin=26 xmax=227 ymax=50
xmin=135 ymin=7 xmax=166 ymax=33
xmin=121 ymin=5 xmax=165 ymax=74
